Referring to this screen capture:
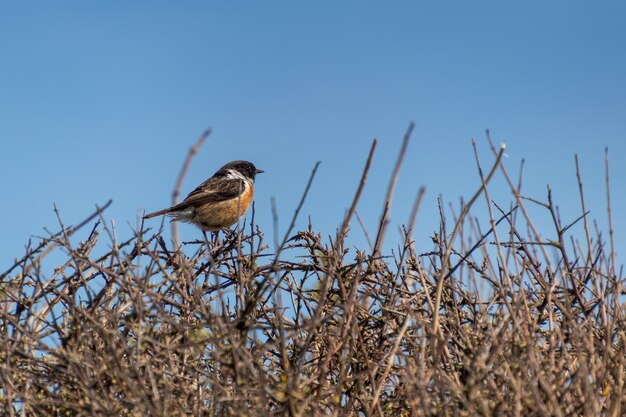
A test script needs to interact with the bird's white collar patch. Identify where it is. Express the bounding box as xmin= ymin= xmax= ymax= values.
xmin=225 ymin=169 xmax=247 ymax=181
